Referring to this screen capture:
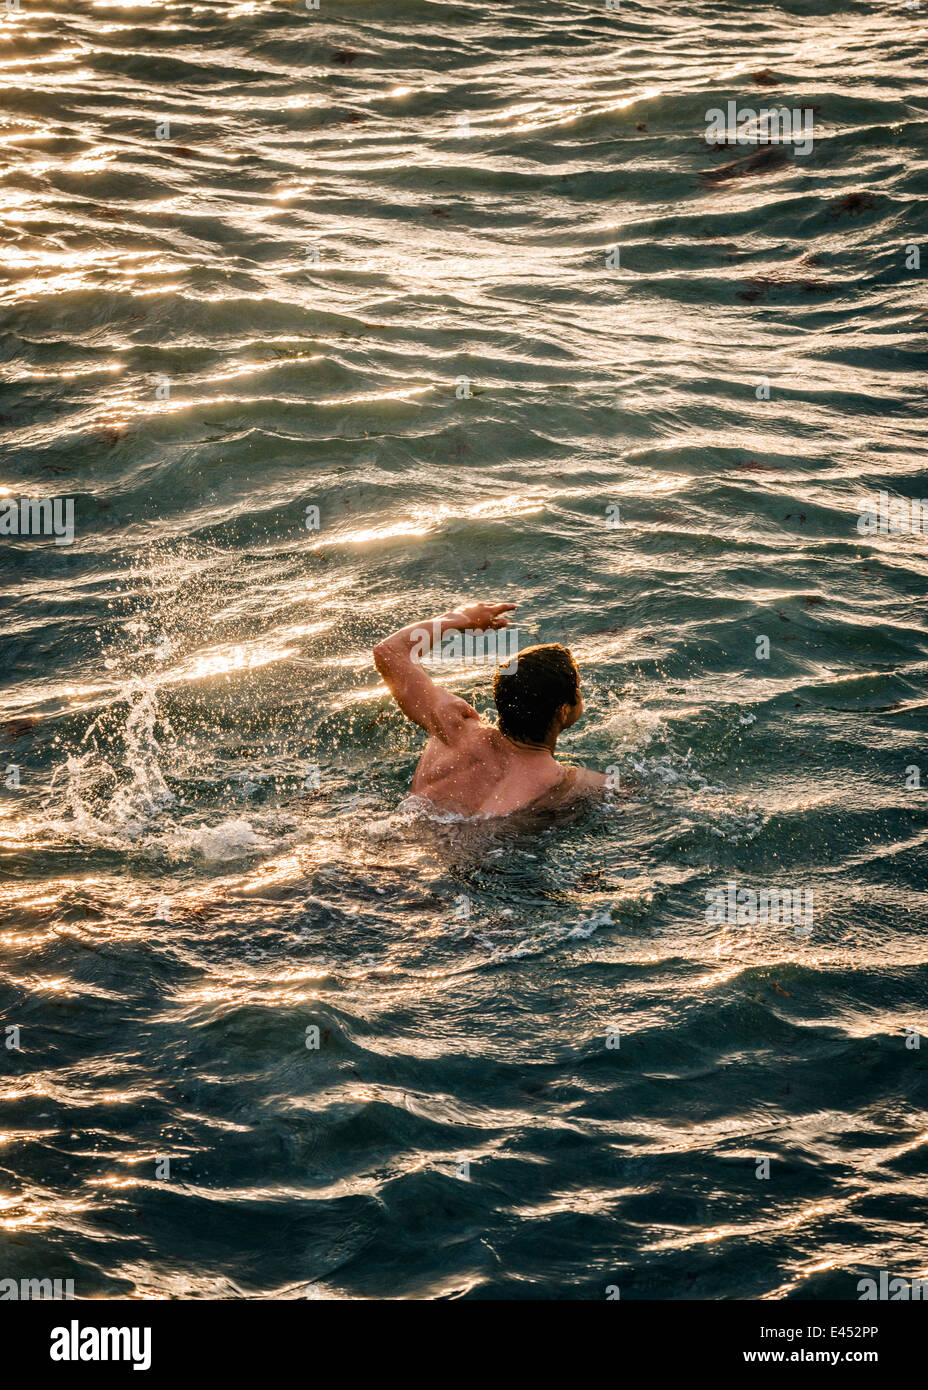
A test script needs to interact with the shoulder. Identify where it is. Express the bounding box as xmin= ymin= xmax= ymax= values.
xmin=537 ymin=765 xmax=606 ymax=808
xmin=526 ymin=764 xmax=601 ymax=811
xmin=431 ymin=693 xmax=484 ymax=744
xmin=571 ymin=766 xmax=607 ymax=794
